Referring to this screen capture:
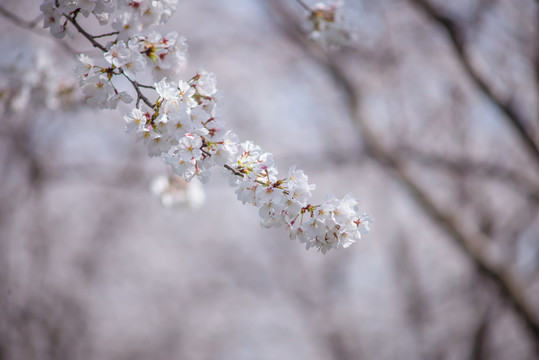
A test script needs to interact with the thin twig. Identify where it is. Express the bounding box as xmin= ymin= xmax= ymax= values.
xmin=93 ymin=30 xmax=119 ymax=39
xmin=127 ymin=78 xmax=154 ymax=108
xmin=224 ymin=164 xmax=244 ymax=177
xmin=65 ymin=14 xmax=107 ymax=52
xmin=136 ymin=83 xmax=155 ymax=89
